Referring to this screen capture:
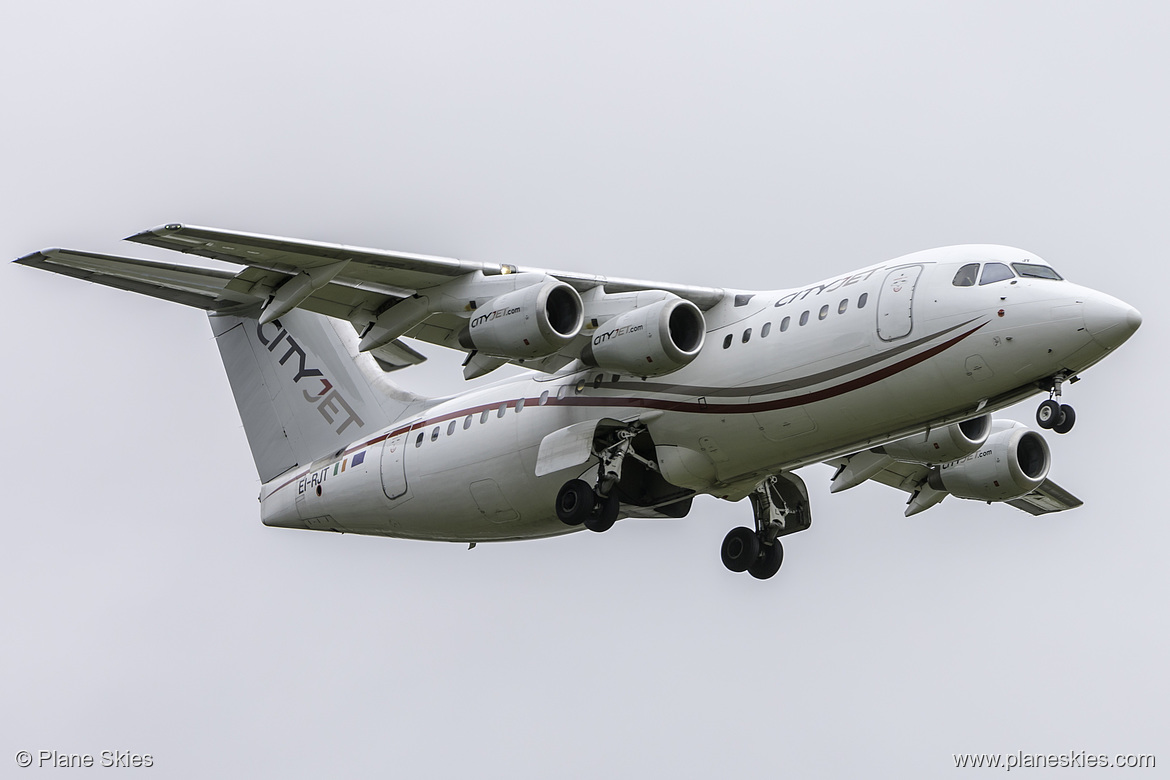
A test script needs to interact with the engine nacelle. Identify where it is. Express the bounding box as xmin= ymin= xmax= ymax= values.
xmin=580 ymin=298 xmax=705 ymax=377
xmin=881 ymin=415 xmax=992 ymax=464
xmin=928 ymin=423 xmax=1050 ymax=502
xmin=458 ymin=282 xmax=583 ymax=359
